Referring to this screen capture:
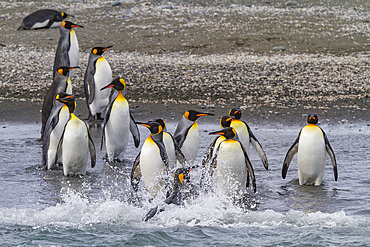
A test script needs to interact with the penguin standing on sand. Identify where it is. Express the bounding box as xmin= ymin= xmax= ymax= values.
xmin=208 ymin=127 xmax=257 ymax=195
xmin=143 ymin=165 xmax=198 ymax=221
xmin=41 ymin=66 xmax=79 ymax=139
xmin=17 ymin=9 xmax=72 ymax=30
xmin=56 ymin=97 xmax=96 ymax=176
xmin=132 ymin=121 xmax=170 ymax=198
xmin=100 ymin=78 xmax=140 ymax=162
xmin=229 ymin=108 xmax=268 ymax=170
xmin=42 ymin=92 xmax=74 ymax=170
xmin=53 ymin=21 xmax=83 ymax=80
xmin=282 ymin=114 xmax=338 ymax=185
xmin=84 ymin=46 xmax=113 ymax=120
xmin=174 ymin=110 xmax=214 ymax=163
